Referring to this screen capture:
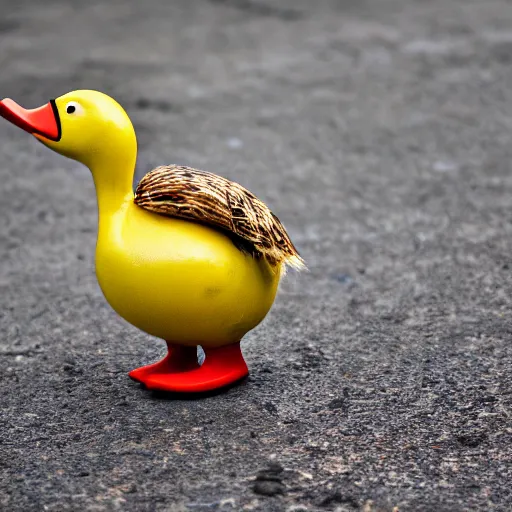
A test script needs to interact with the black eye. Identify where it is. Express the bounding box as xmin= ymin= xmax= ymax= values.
xmin=67 ymin=105 xmax=76 ymax=114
